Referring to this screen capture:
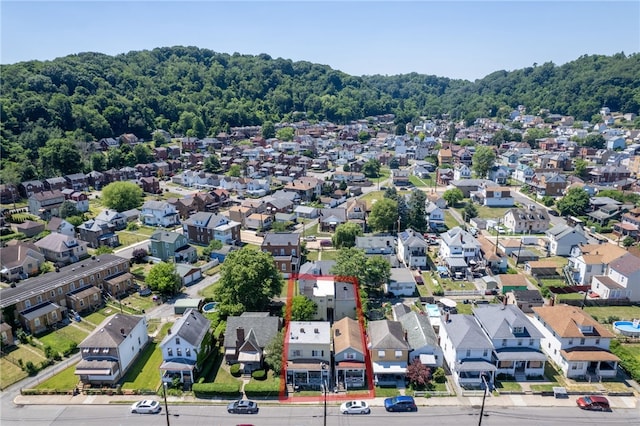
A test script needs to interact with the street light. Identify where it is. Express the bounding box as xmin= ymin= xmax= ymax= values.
xmin=162 ymin=382 xmax=170 ymax=426
xmin=478 ymin=372 xmax=491 ymax=426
